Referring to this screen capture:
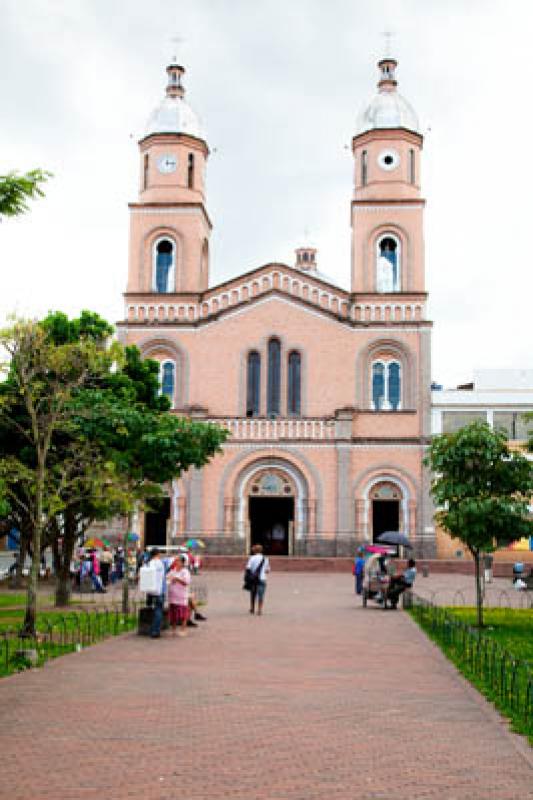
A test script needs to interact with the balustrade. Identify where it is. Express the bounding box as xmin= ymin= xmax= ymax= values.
xmin=207 ymin=417 xmax=336 ymax=441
